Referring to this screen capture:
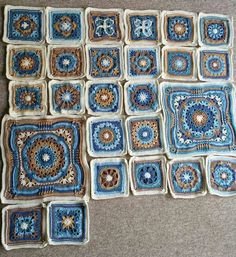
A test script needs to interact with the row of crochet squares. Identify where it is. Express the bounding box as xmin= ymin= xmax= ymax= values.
xmin=1 ymin=201 xmax=89 ymax=250
xmin=3 ymin=6 xmax=233 ymax=47
xmin=5 ymin=44 xmax=233 ymax=81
